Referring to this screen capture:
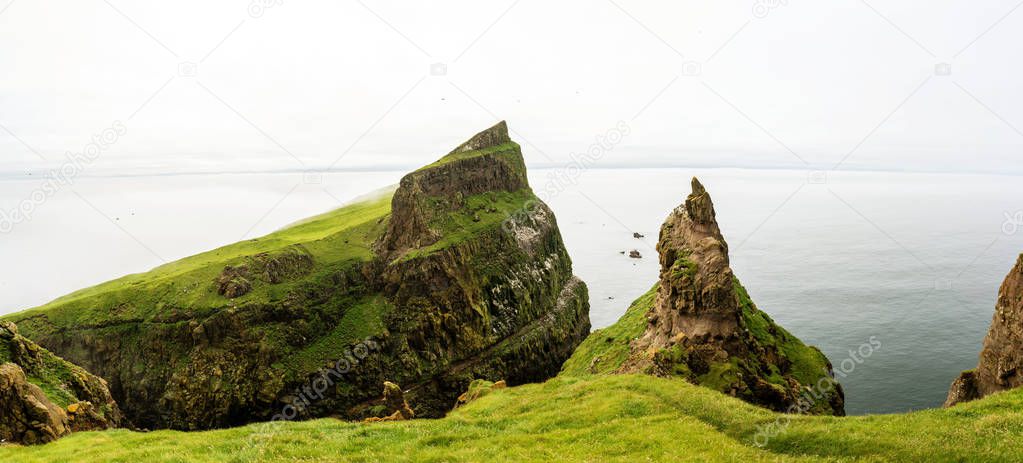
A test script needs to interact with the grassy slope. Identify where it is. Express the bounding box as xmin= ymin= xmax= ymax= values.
xmin=1 ymin=334 xmax=78 ymax=408
xmin=734 ymin=278 xmax=831 ymax=386
xmin=561 ymin=278 xmax=831 ymax=391
xmin=4 ymin=141 xmax=530 ymax=328
xmin=560 ymin=285 xmax=655 ymax=376
xmin=2 ymin=374 xmax=1021 ymax=462
xmin=400 ymin=188 xmax=536 ymax=263
xmin=418 ymin=142 xmax=521 ymax=171
xmin=5 ymin=190 xmax=395 ymax=328
xmin=2 ymin=229 xmax=1022 ymax=461
xmin=2 ymin=190 xmax=399 ymax=388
